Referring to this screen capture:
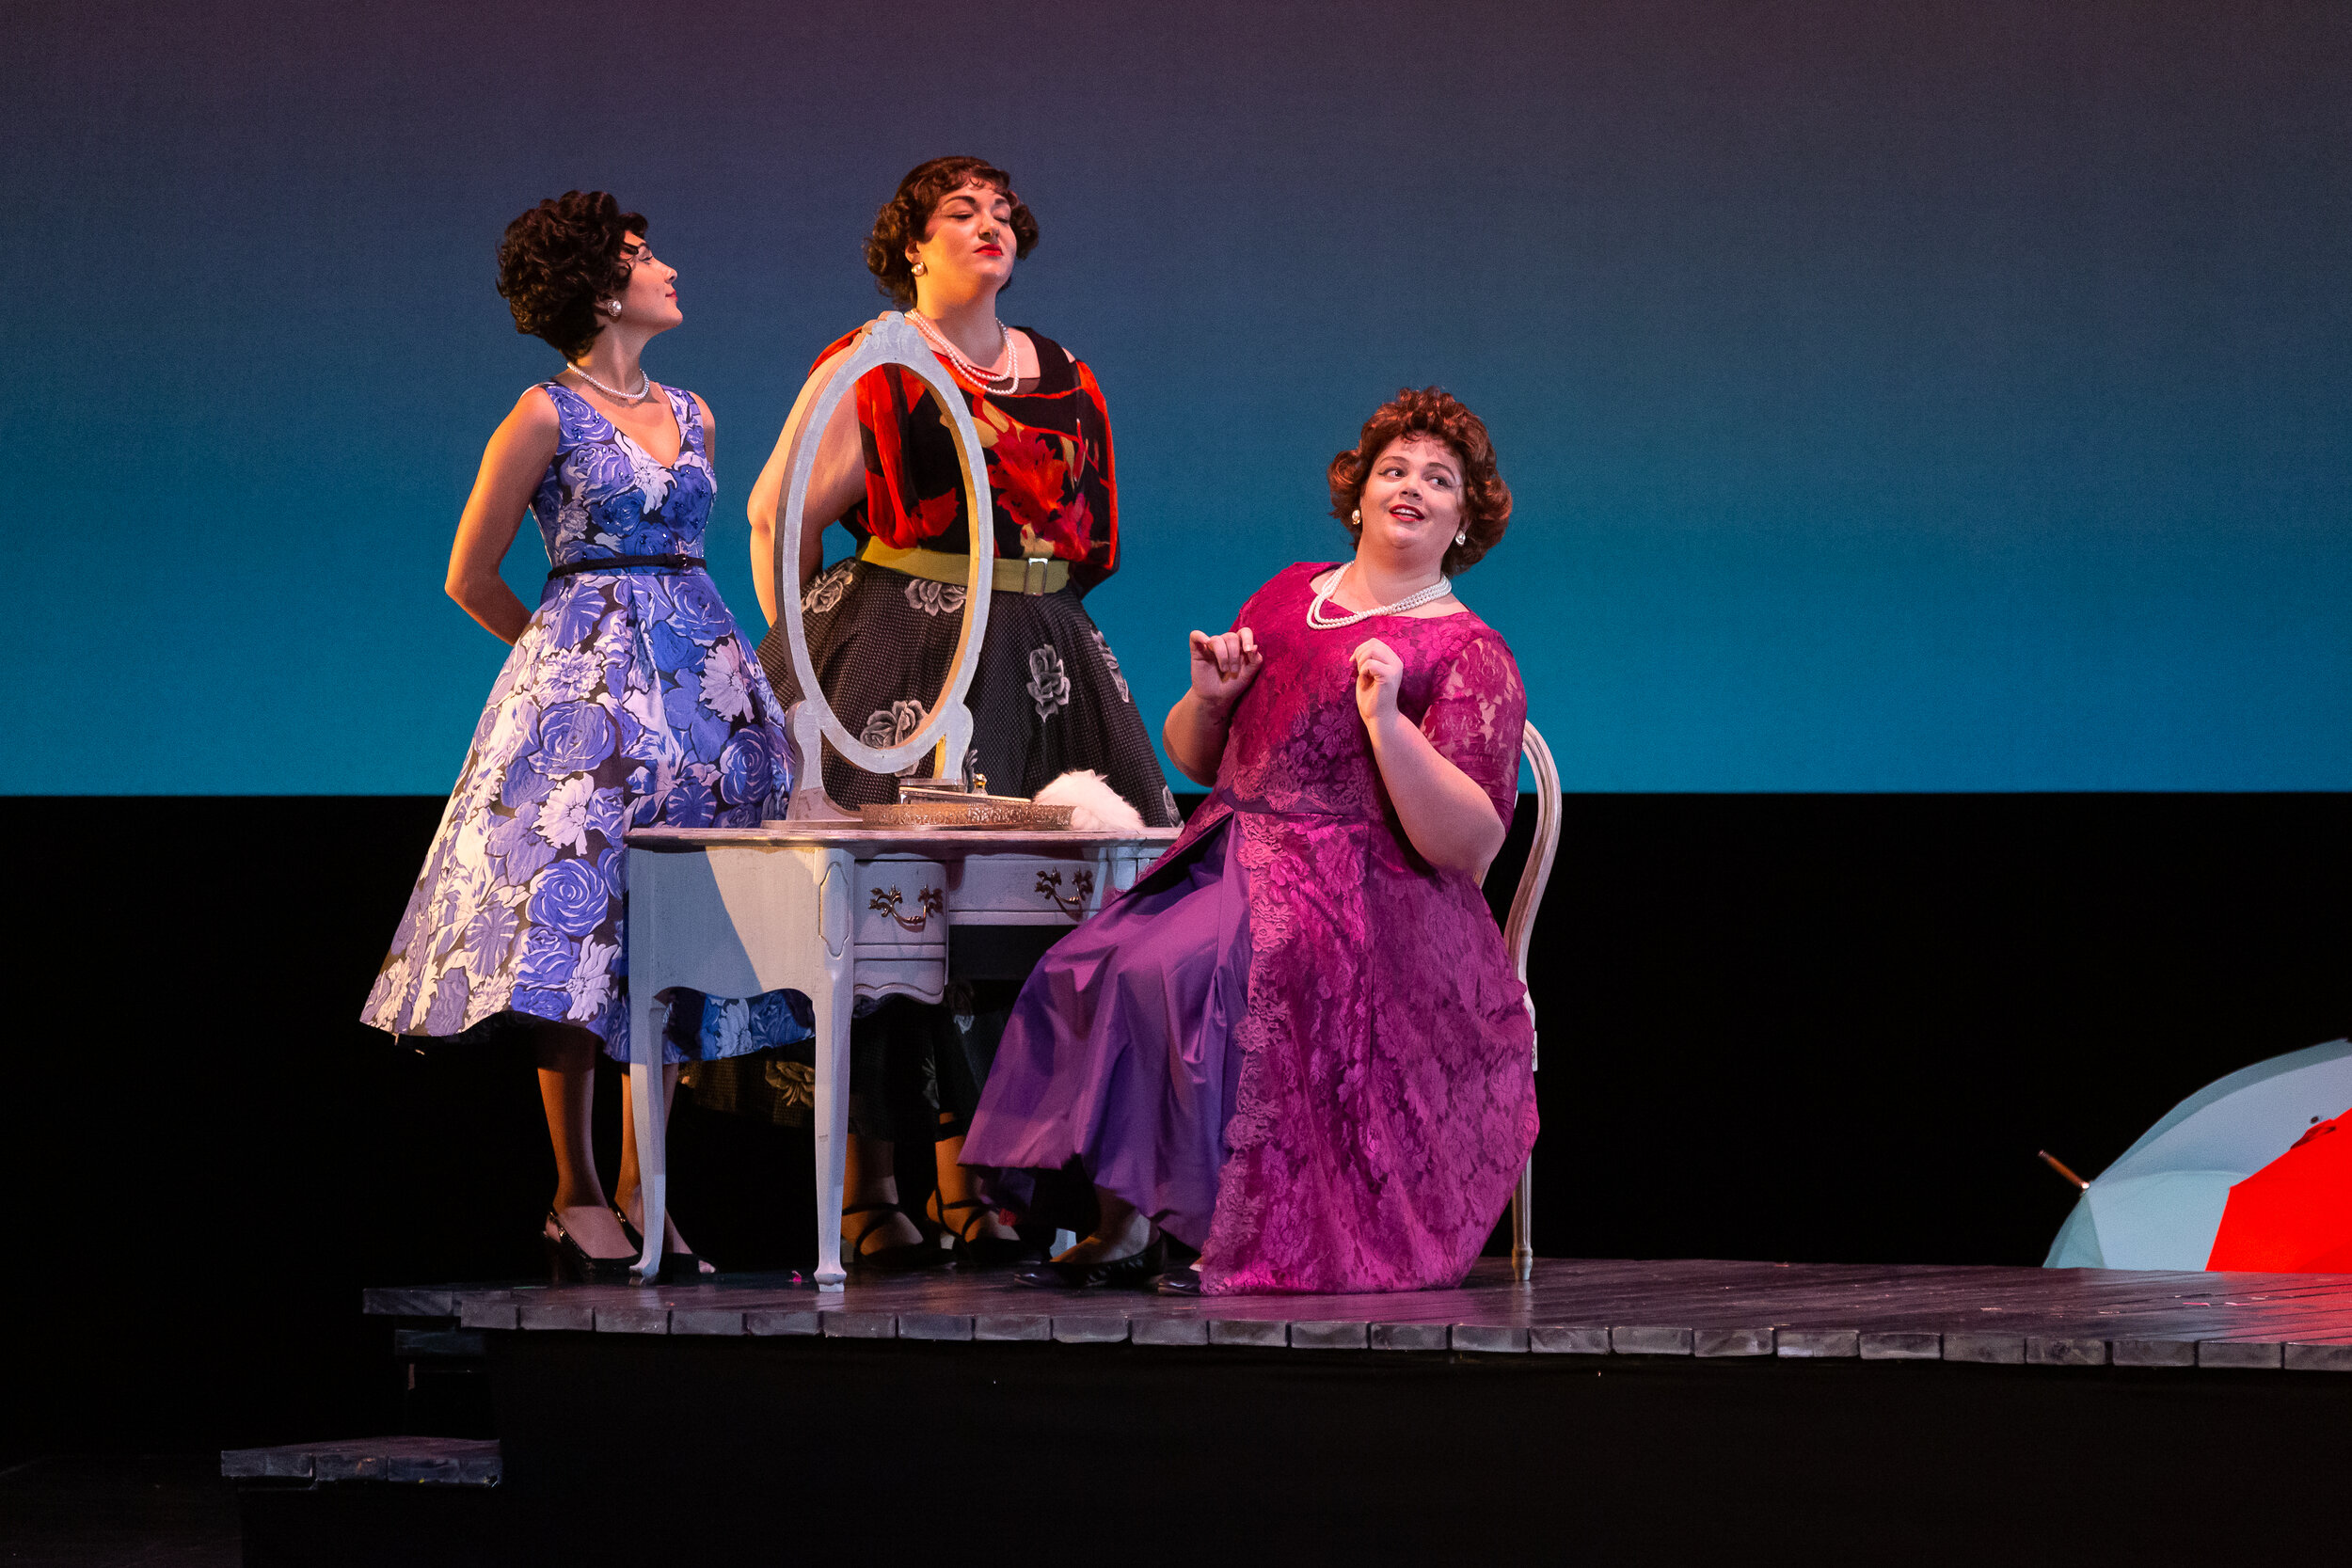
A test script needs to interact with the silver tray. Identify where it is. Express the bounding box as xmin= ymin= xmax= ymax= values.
xmin=859 ymin=799 xmax=1076 ymax=830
